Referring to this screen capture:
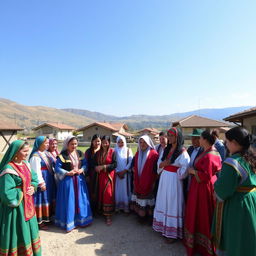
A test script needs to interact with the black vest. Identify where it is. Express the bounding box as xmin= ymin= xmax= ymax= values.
xmin=57 ymin=149 xmax=84 ymax=171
